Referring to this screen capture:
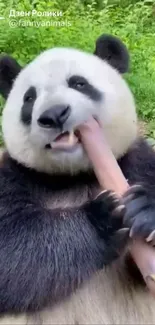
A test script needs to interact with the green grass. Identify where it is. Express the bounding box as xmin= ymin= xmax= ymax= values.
xmin=0 ymin=0 xmax=155 ymax=141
